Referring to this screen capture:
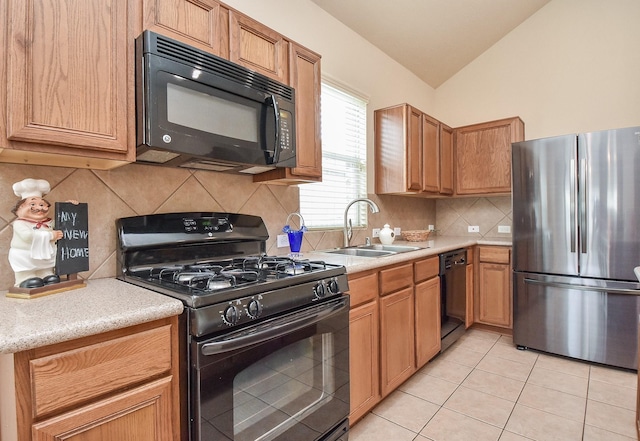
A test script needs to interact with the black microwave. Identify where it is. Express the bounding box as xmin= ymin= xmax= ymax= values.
xmin=135 ymin=31 xmax=296 ymax=173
